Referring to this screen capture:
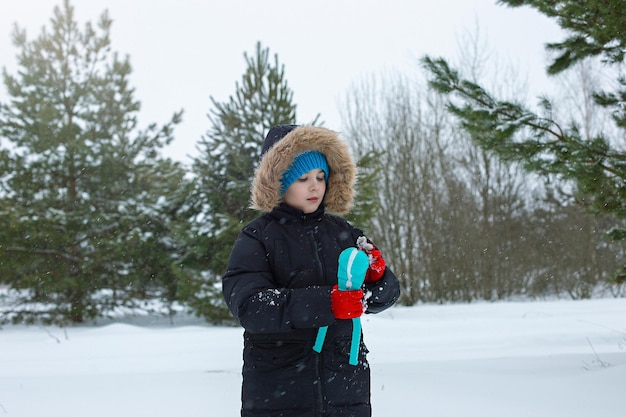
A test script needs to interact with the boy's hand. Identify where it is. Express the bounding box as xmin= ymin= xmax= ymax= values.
xmin=364 ymin=248 xmax=386 ymax=282
xmin=356 ymin=236 xmax=386 ymax=282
